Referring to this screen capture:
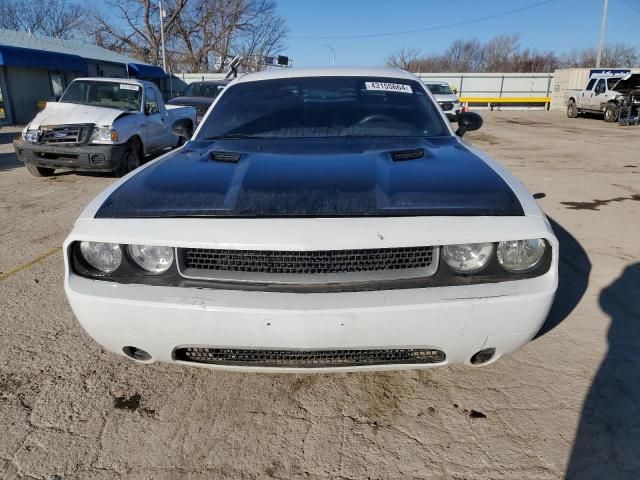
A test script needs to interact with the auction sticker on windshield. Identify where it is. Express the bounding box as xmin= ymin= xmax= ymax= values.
xmin=120 ymin=84 xmax=139 ymax=91
xmin=365 ymin=82 xmax=412 ymax=93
